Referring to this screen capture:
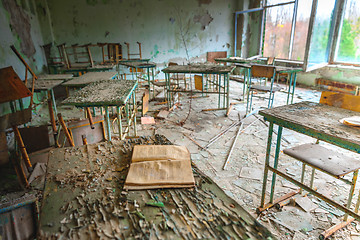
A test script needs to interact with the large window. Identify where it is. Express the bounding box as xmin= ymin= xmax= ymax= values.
xmin=235 ymin=0 xmax=312 ymax=61
xmin=263 ymin=0 xmax=313 ymax=60
xmin=263 ymin=3 xmax=293 ymax=59
xmin=304 ymin=0 xmax=360 ymax=70
xmin=235 ymin=0 xmax=360 ymax=69
xmin=335 ymin=0 xmax=360 ymax=64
